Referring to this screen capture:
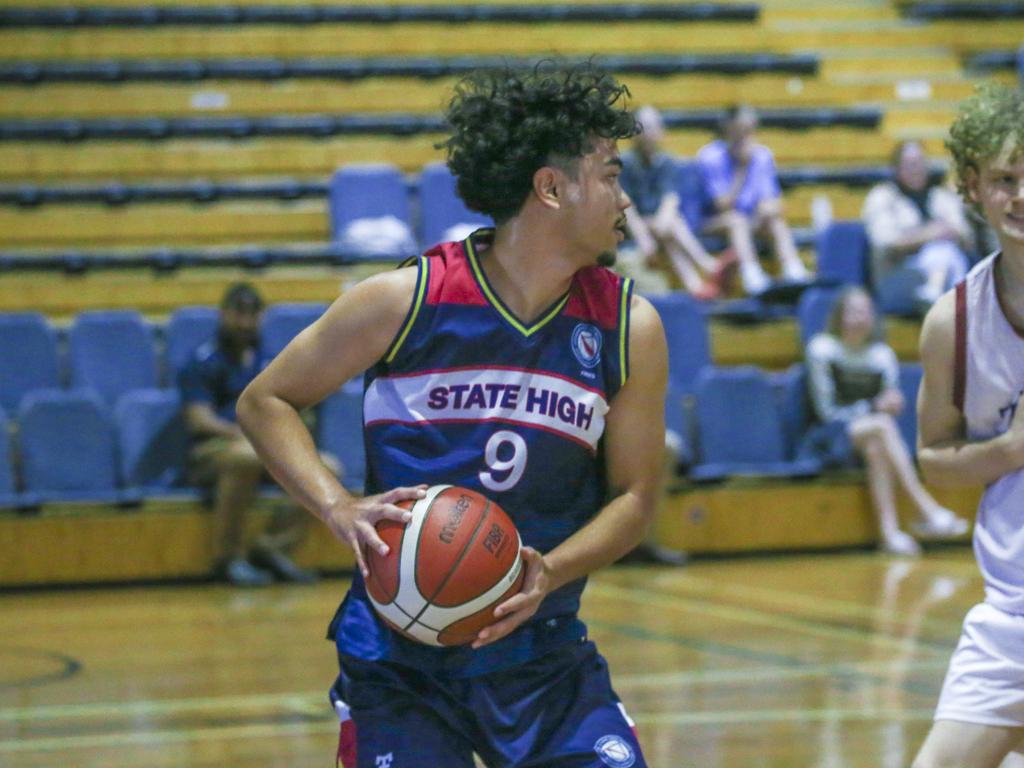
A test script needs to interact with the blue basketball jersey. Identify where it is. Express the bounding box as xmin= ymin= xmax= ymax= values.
xmin=329 ymin=229 xmax=633 ymax=678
